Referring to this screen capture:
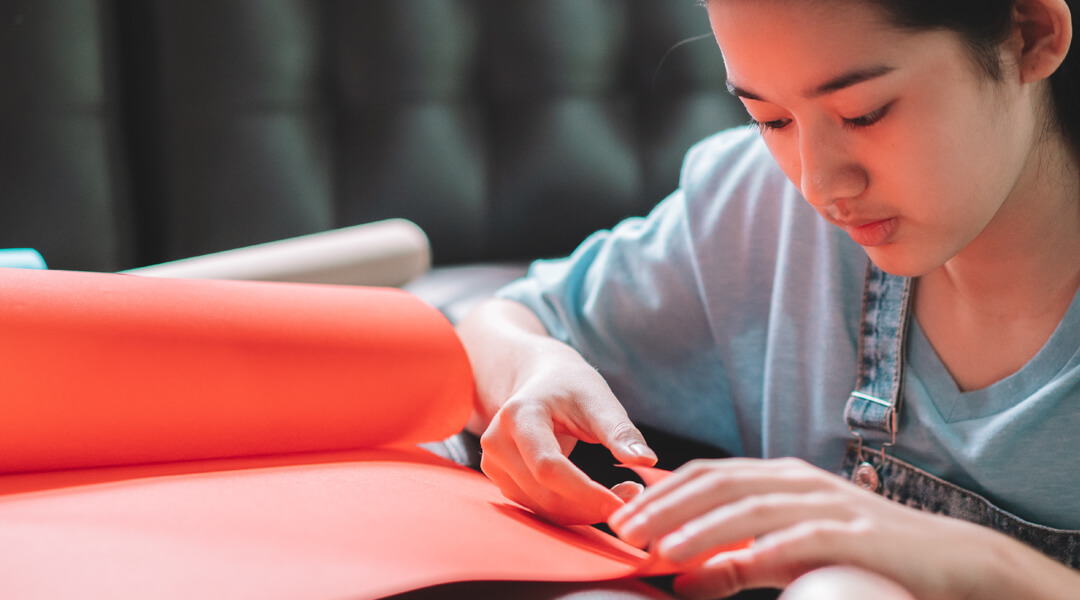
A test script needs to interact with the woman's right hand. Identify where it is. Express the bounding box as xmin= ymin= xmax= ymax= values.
xmin=457 ymin=299 xmax=658 ymax=526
